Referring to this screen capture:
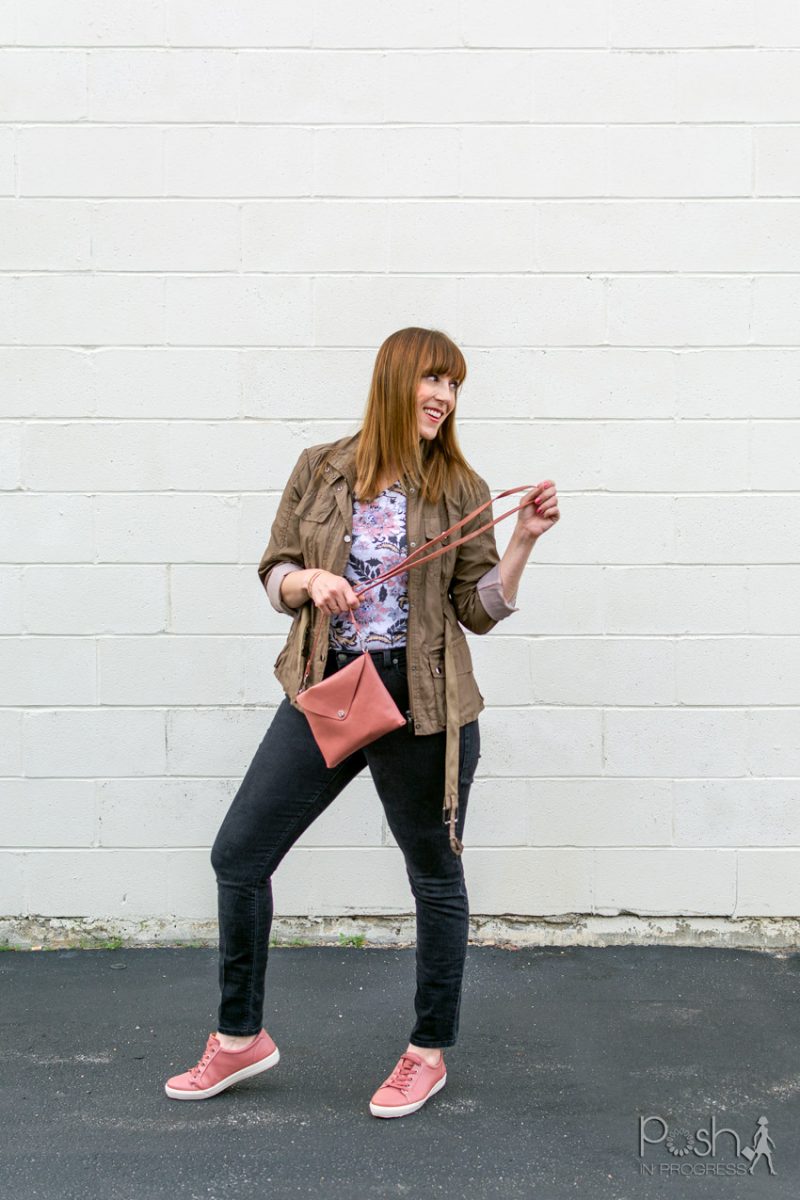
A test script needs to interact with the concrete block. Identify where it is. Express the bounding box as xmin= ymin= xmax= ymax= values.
xmin=24 ymin=709 xmax=167 ymax=777
xmin=594 ymin=848 xmax=736 ymax=914
xmin=25 ymin=566 xmax=167 ymax=635
xmin=0 ymin=779 xmax=96 ymax=847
